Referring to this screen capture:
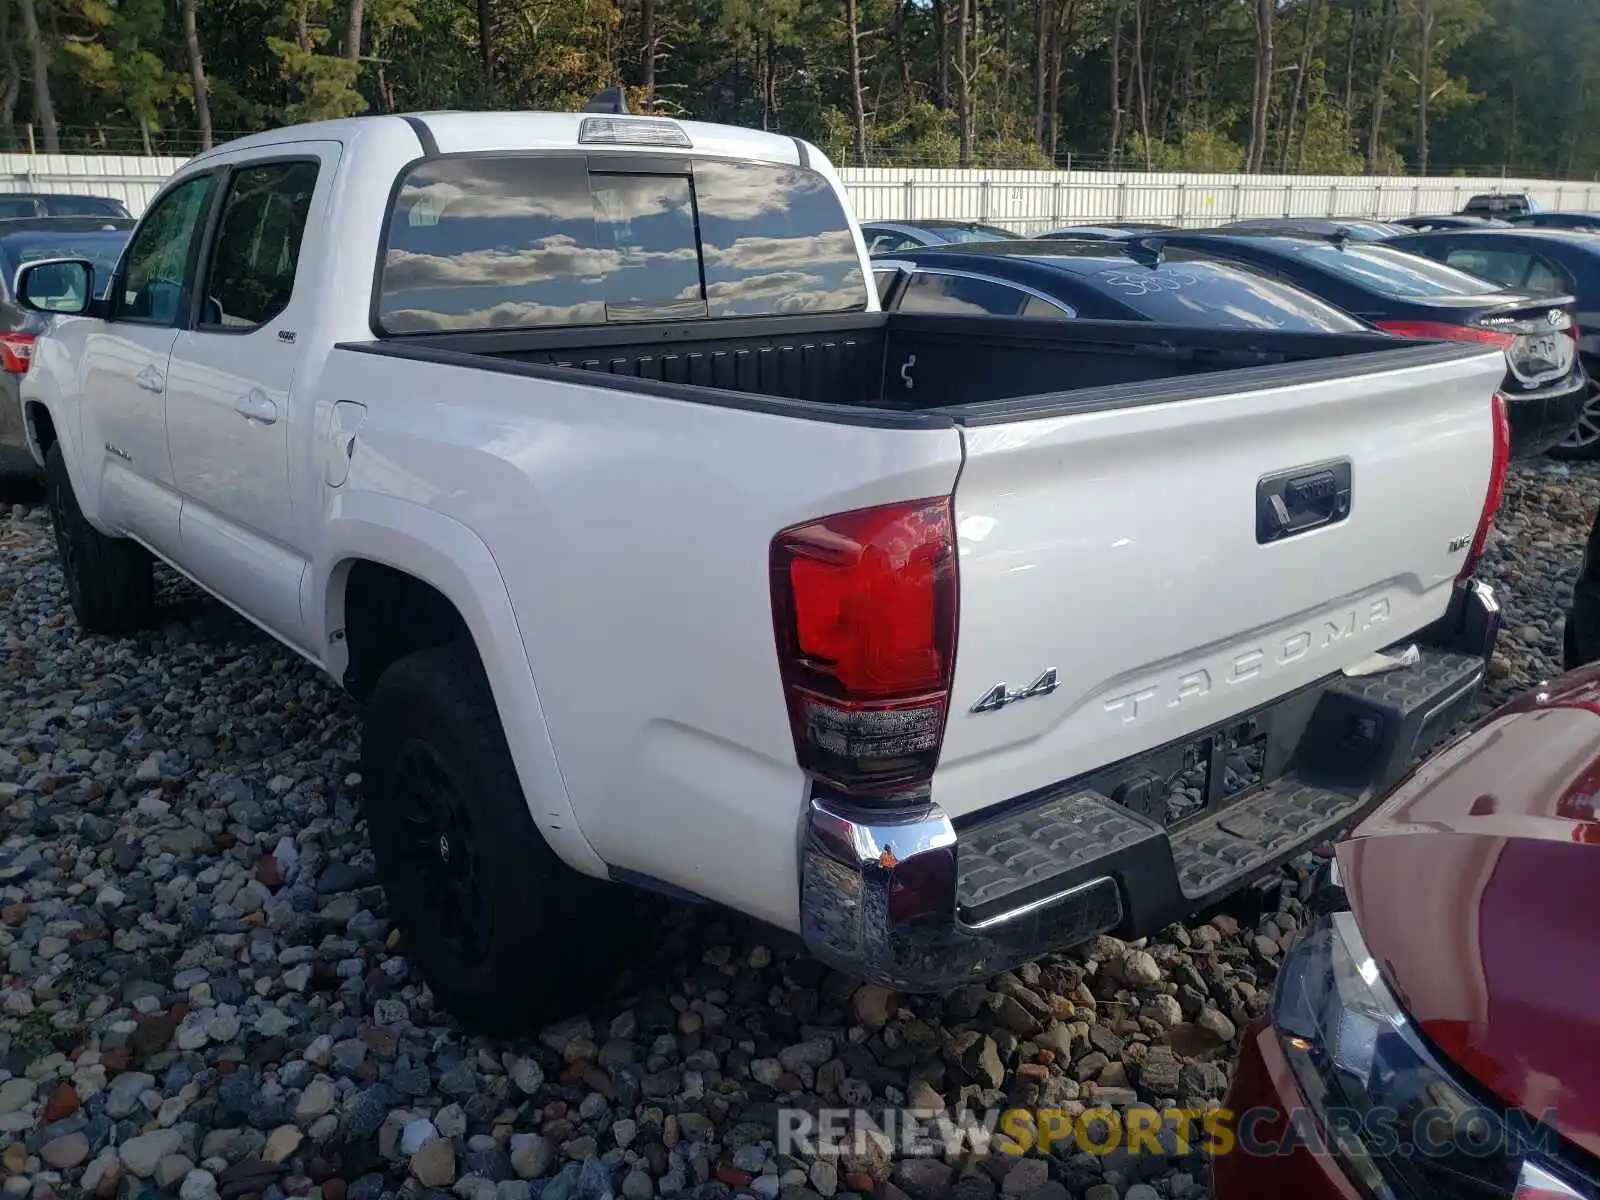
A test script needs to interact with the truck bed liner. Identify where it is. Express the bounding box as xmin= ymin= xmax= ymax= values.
xmin=340 ymin=311 xmax=1488 ymax=427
